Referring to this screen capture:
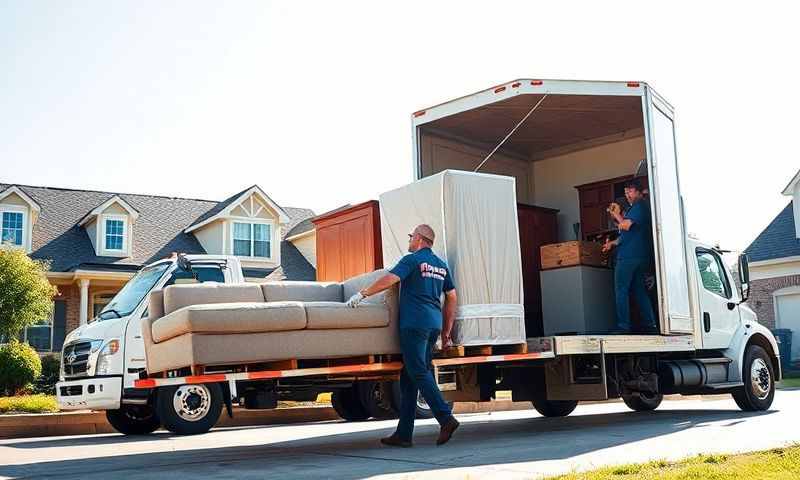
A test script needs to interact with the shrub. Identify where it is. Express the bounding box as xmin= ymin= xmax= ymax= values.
xmin=0 ymin=341 xmax=42 ymax=396
xmin=33 ymin=354 xmax=61 ymax=395
xmin=0 ymin=249 xmax=57 ymax=339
